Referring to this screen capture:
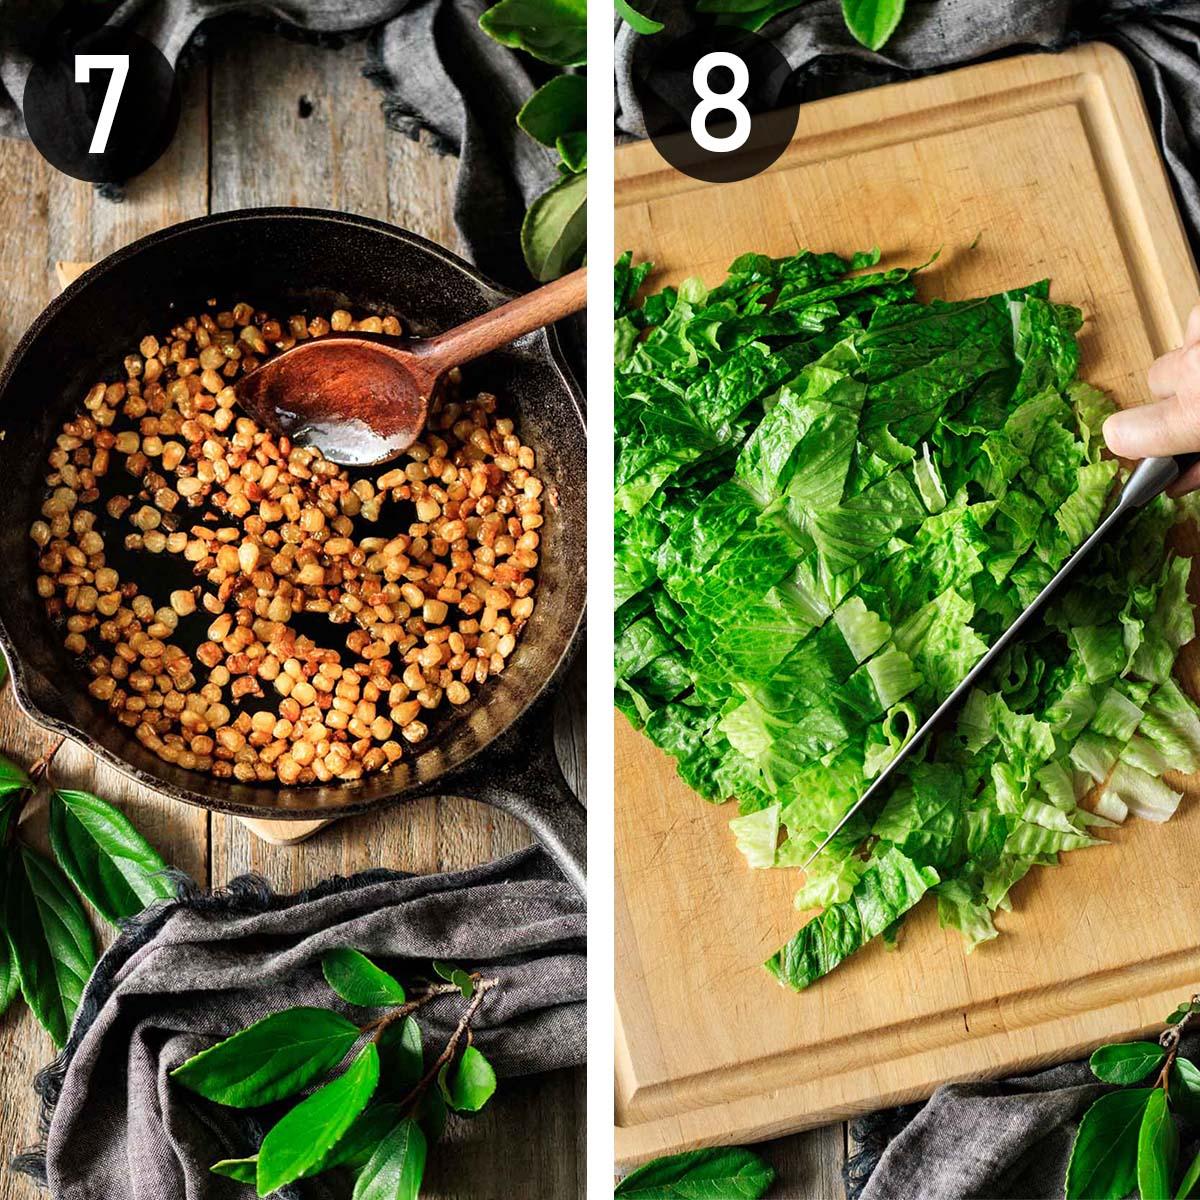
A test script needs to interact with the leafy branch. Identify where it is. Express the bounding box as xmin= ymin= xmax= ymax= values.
xmin=478 ymin=0 xmax=588 ymax=281
xmin=615 ymin=0 xmax=909 ymax=55
xmin=175 ymin=951 xmax=501 ymax=1198
xmin=474 ymin=0 xmax=913 ymax=279
xmin=0 ymin=686 xmax=501 ymax=1200
xmin=0 ymin=737 xmax=176 ymax=1047
xmin=1067 ymin=996 xmax=1200 ymax=1200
